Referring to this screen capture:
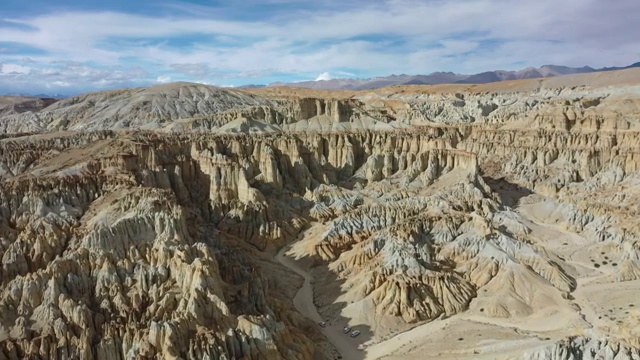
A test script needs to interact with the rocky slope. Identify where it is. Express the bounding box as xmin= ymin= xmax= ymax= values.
xmin=522 ymin=336 xmax=640 ymax=360
xmin=1 ymin=69 xmax=640 ymax=359
xmin=2 ymin=68 xmax=640 ymax=135
xmin=0 ymin=96 xmax=57 ymax=117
